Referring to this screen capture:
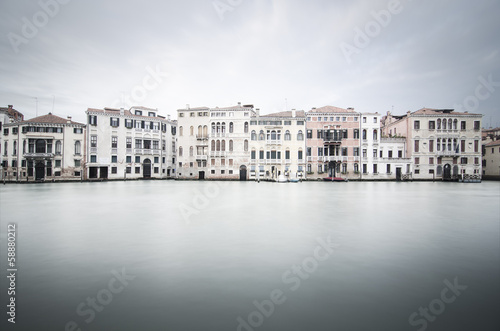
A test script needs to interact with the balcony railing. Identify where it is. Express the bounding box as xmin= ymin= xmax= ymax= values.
xmin=266 ymin=140 xmax=282 ymax=145
xmin=196 ymin=135 xmax=209 ymax=140
xmin=211 ymin=133 xmax=226 ymax=138
xmin=437 ymin=150 xmax=460 ymax=157
xmin=90 ymin=147 xmax=97 ymax=153
xmin=209 ymin=151 xmax=227 ymax=157
xmin=23 ymin=153 xmax=54 ymax=158
xmin=196 ymin=155 xmax=208 ymax=160
xmin=265 ymin=159 xmax=282 ymax=165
